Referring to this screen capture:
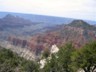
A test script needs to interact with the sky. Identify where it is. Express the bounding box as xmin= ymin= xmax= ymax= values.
xmin=0 ymin=0 xmax=96 ymax=21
